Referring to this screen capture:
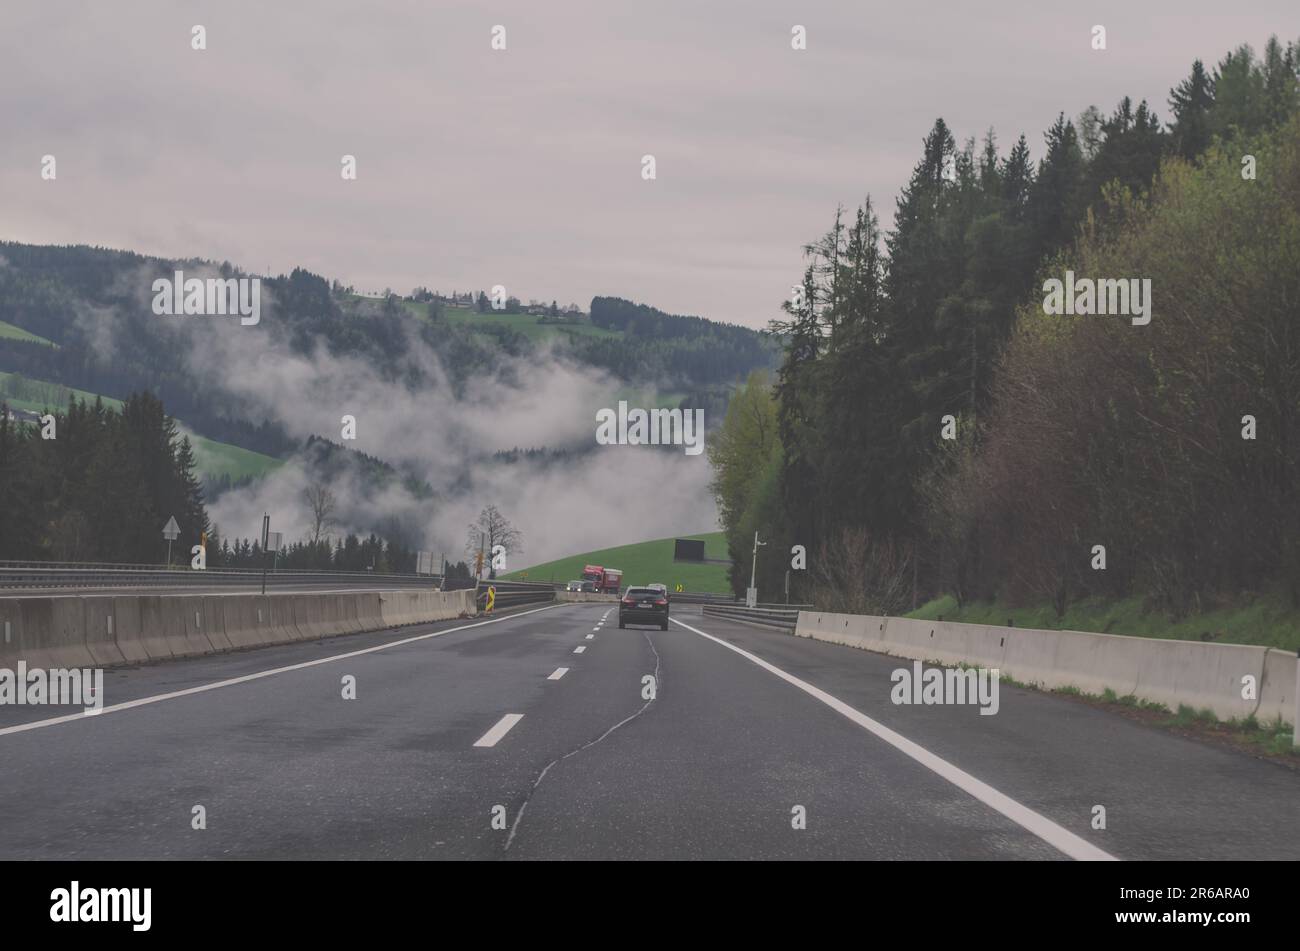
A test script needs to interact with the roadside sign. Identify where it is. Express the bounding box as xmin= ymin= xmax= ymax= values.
xmin=162 ymin=515 xmax=180 ymax=568
xmin=266 ymin=532 xmax=282 ymax=553
xmin=485 ymin=585 xmax=496 ymax=614
xmin=675 ymin=583 xmax=683 ymax=592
